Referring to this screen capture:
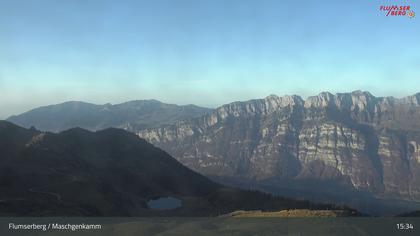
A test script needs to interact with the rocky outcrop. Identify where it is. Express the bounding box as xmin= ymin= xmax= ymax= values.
xmin=138 ymin=91 xmax=420 ymax=201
